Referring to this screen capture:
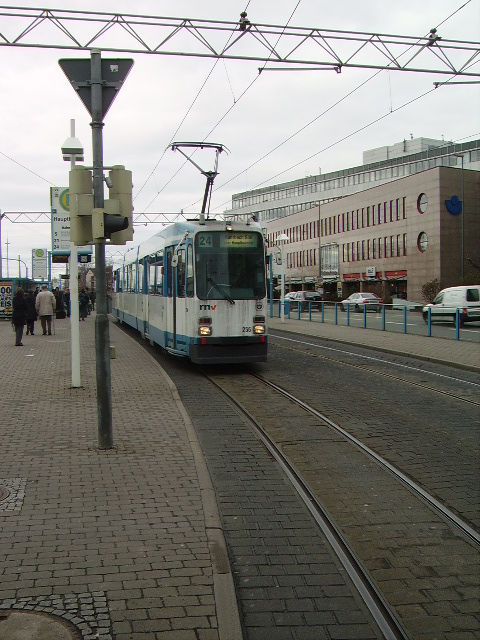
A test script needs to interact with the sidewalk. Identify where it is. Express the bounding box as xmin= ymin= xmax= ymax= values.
xmin=0 ymin=314 xmax=242 ymax=640
xmin=268 ymin=315 xmax=480 ymax=372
